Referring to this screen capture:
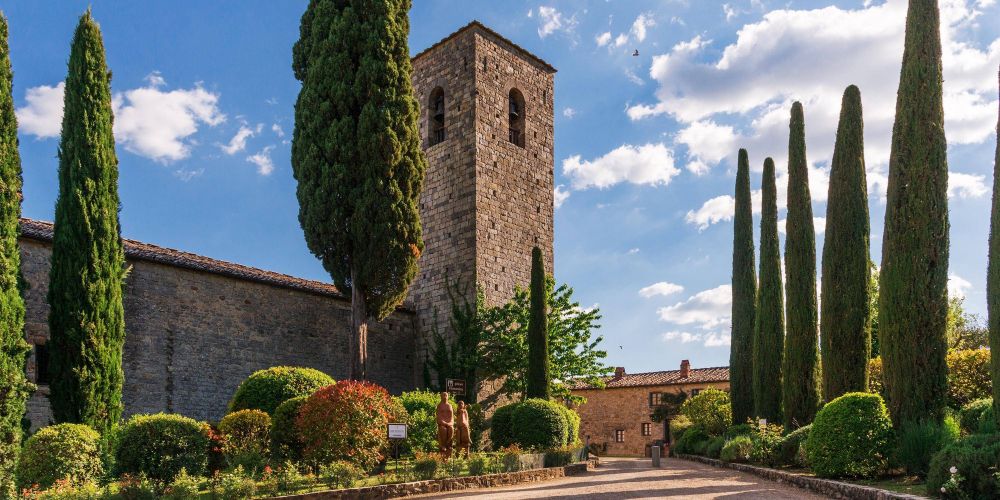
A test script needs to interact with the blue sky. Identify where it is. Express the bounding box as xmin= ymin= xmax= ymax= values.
xmin=6 ymin=1 xmax=999 ymax=374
